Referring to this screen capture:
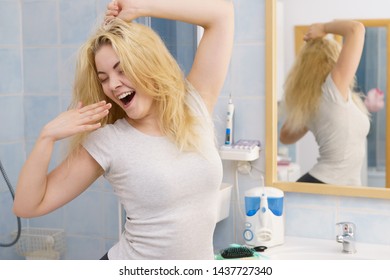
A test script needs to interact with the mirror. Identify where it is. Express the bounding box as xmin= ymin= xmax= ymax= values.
xmin=265 ymin=0 xmax=390 ymax=199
